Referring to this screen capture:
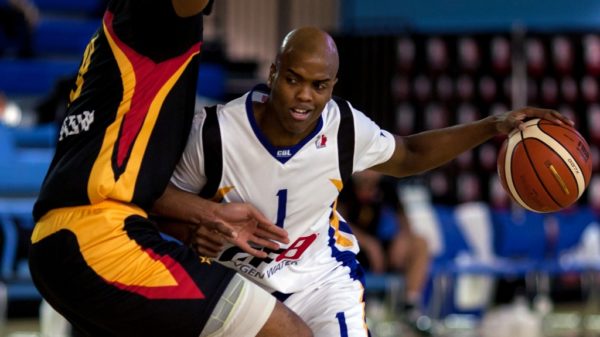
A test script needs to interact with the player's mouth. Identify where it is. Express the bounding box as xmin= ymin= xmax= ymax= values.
xmin=290 ymin=107 xmax=312 ymax=121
